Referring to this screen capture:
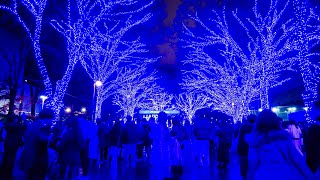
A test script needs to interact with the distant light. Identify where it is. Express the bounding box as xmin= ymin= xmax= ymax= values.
xmin=65 ymin=107 xmax=71 ymax=113
xmin=81 ymin=107 xmax=86 ymax=113
xmin=258 ymin=108 xmax=263 ymax=112
xmin=40 ymin=95 xmax=48 ymax=100
xmin=303 ymin=107 xmax=308 ymax=111
xmin=288 ymin=107 xmax=297 ymax=112
xmin=271 ymin=107 xmax=279 ymax=113
xmin=95 ymin=81 xmax=103 ymax=87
